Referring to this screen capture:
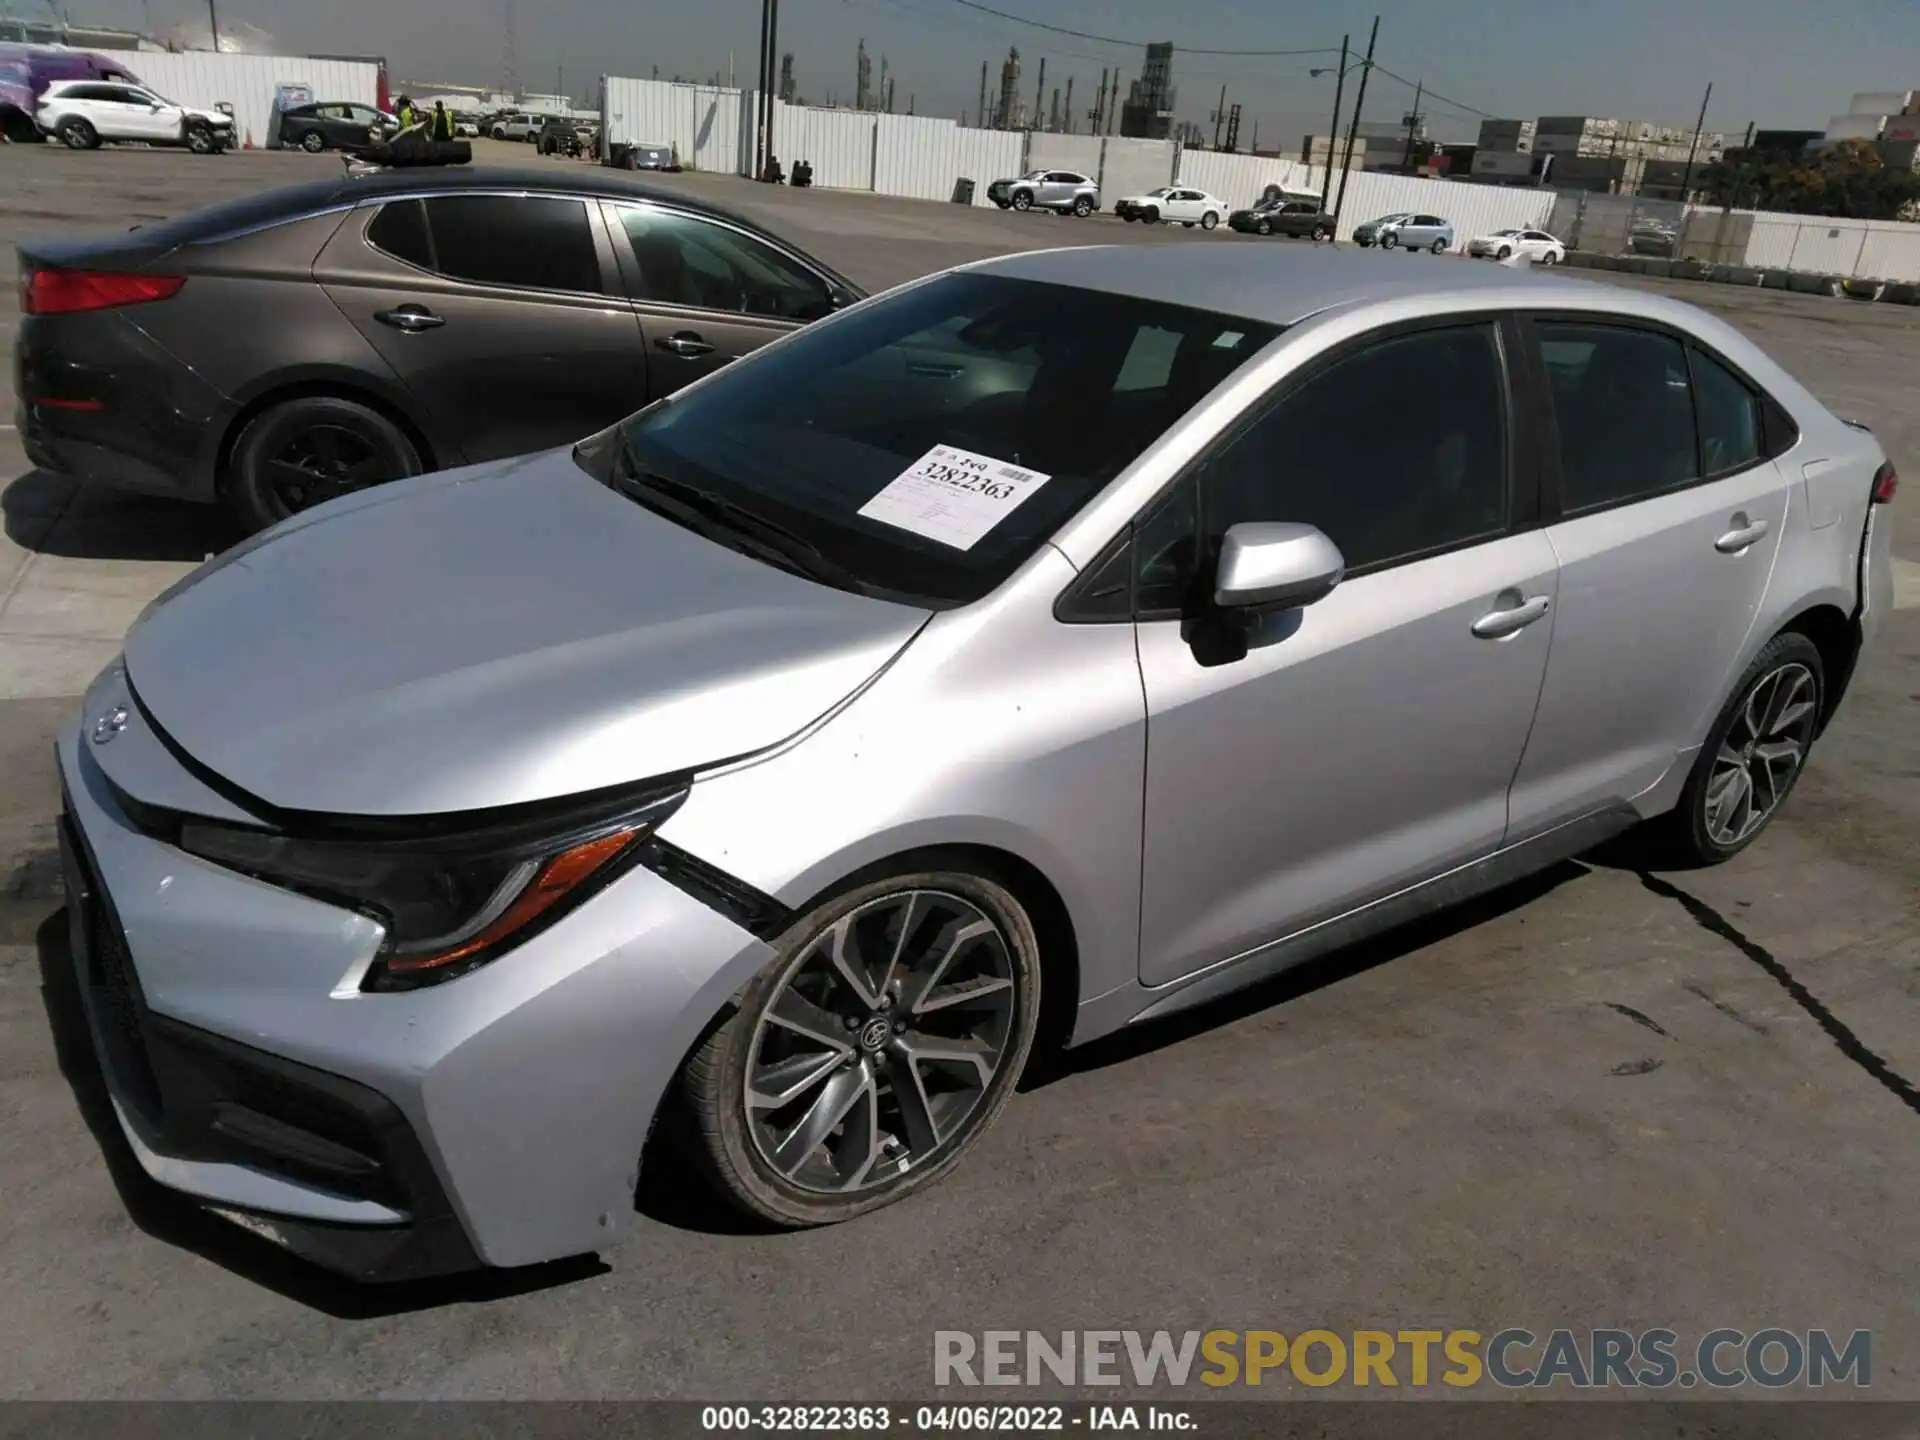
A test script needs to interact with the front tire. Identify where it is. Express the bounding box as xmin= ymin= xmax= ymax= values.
xmin=225 ymin=394 xmax=423 ymax=533
xmin=1256 ymin=219 xmax=1272 ymax=235
xmin=1381 ymin=232 xmax=1399 ymax=250
xmin=1639 ymin=632 xmax=1825 ymax=867
xmin=1142 ymin=206 xmax=1160 ymax=225
xmin=682 ymin=869 xmax=1043 ymax=1227
xmin=1011 ymin=191 xmax=1032 ymax=211
xmin=299 ymin=129 xmax=325 ymax=153
xmin=1539 ymin=250 xmax=1558 ymax=266
xmin=1497 ymin=245 xmax=1513 ymax=259
xmin=184 ymin=123 xmax=216 ymax=154
xmin=58 ymin=117 xmax=97 ymax=150
xmin=1201 ymin=211 xmax=1219 ymax=230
